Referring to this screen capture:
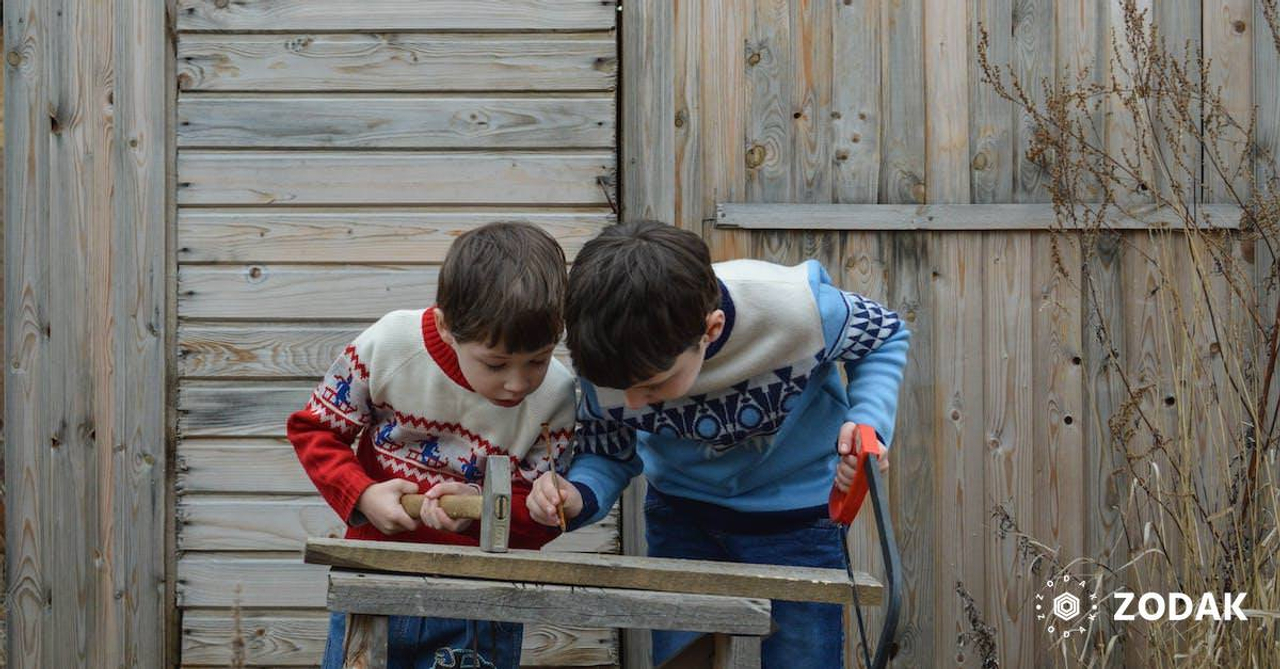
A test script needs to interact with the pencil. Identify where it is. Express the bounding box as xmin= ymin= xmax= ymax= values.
xmin=543 ymin=422 xmax=567 ymax=531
